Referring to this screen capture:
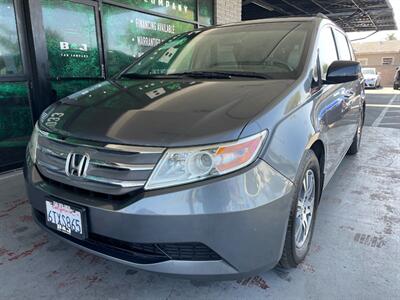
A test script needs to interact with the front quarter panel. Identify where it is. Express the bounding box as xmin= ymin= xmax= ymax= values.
xmin=262 ymin=94 xmax=319 ymax=182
